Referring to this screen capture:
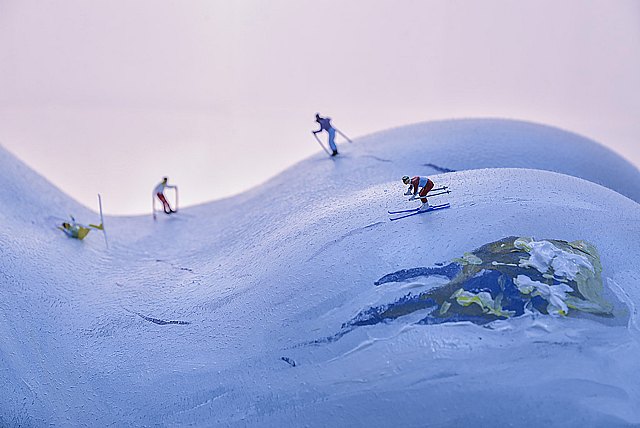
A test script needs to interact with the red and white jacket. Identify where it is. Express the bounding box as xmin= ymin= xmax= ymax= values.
xmin=407 ymin=176 xmax=430 ymax=194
